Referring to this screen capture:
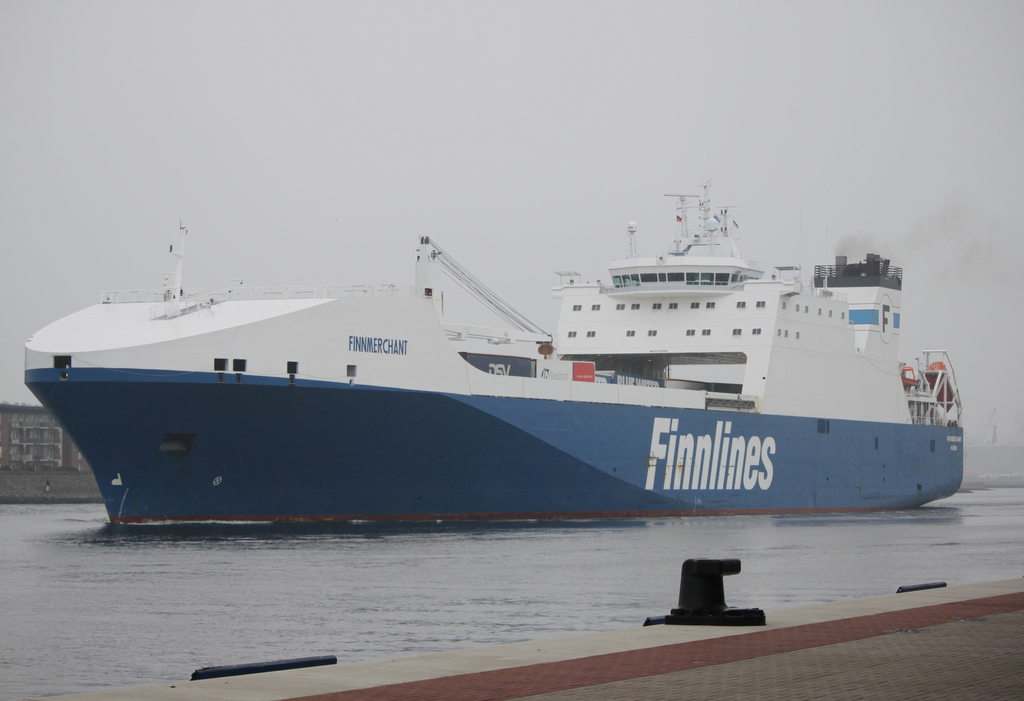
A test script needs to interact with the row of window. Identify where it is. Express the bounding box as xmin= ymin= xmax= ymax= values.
xmin=565 ymin=326 xmax=819 ymax=340
xmin=782 ymin=301 xmax=846 ymax=319
xmin=3 ymin=413 xmax=56 ymax=425
xmin=6 ymin=444 xmax=60 ymax=458
xmin=8 ymin=428 xmax=60 ymax=441
xmin=611 ymin=271 xmax=753 ymax=288
xmin=567 ymin=328 xmax=766 ymax=338
xmin=209 ymin=360 xmax=358 ymax=380
xmin=573 ymin=300 xmax=771 ymax=312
